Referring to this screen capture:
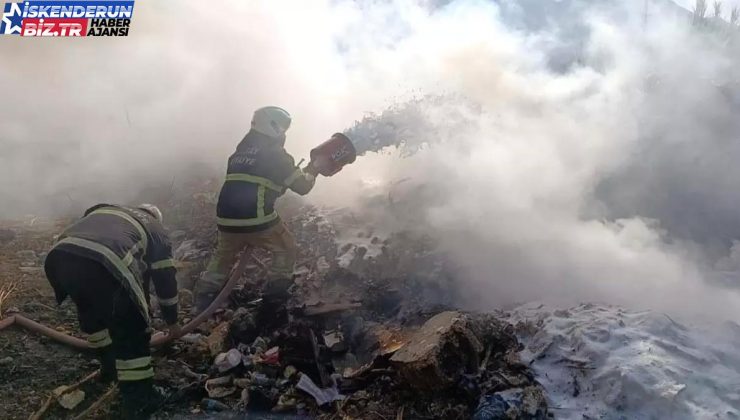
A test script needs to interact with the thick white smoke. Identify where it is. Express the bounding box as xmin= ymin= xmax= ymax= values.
xmin=313 ymin=0 xmax=740 ymax=319
xmin=2 ymin=0 xmax=740 ymax=318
